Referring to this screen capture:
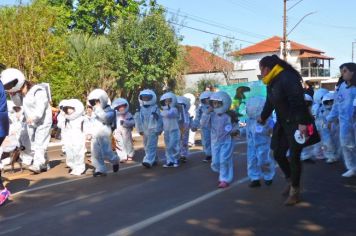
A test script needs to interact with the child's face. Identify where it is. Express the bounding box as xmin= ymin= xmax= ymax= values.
xmin=86 ymin=106 xmax=93 ymax=114
xmin=201 ymin=98 xmax=209 ymax=105
xmin=64 ymin=107 xmax=75 ymax=115
xmin=211 ymin=100 xmax=222 ymax=108
xmin=165 ymin=98 xmax=172 ymax=106
xmin=117 ymin=104 xmax=127 ymax=112
xmin=141 ymin=95 xmax=152 ymax=101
